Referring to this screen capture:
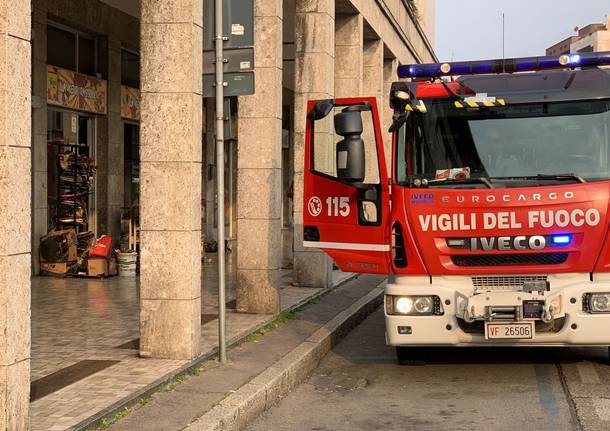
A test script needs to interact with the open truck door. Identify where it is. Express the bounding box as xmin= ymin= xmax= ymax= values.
xmin=302 ymin=97 xmax=390 ymax=274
